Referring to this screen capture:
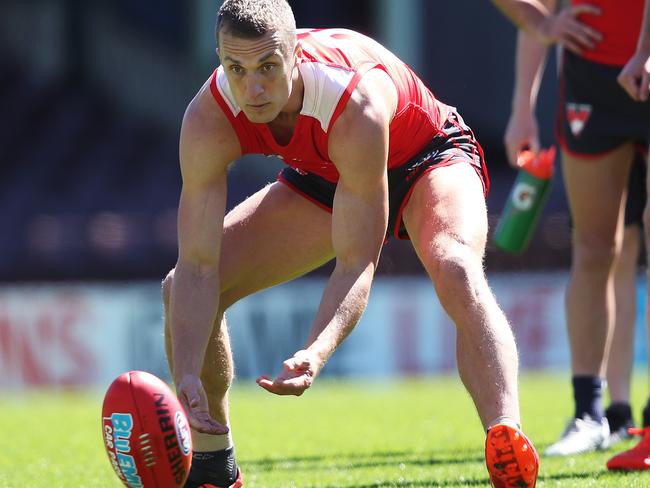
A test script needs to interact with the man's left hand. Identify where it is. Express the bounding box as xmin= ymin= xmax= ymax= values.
xmin=256 ymin=349 xmax=322 ymax=396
